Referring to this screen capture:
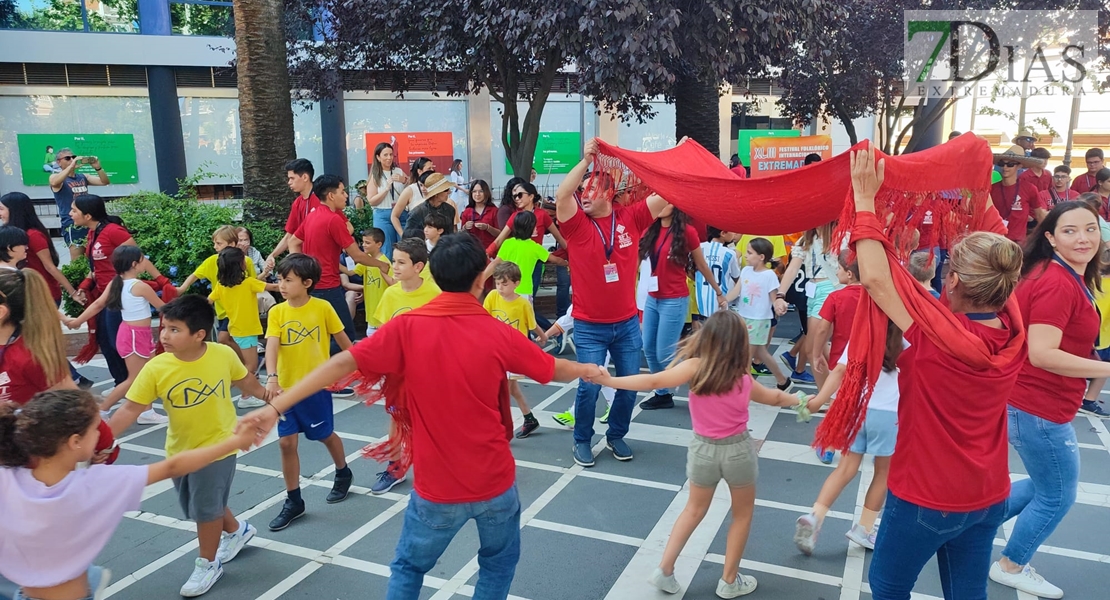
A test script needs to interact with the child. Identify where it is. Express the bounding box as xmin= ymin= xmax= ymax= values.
xmin=495 ymin=210 xmax=568 ymax=302
xmin=695 ymin=227 xmax=741 ymax=321
xmin=176 ymin=225 xmax=256 ymax=363
xmin=107 ymin=295 xmax=269 ymax=597
xmin=264 ymin=254 xmax=356 ymax=531
xmin=0 ymin=225 xmax=28 ymax=269
xmin=809 ymin=250 xmax=863 ymax=381
xmin=908 ymin=251 xmax=941 ymax=299
xmin=64 ymin=245 xmax=167 ymax=423
xmin=423 ymin=212 xmax=449 ymax=252
xmin=484 ymin=262 xmax=548 ymax=438
xmin=209 ymin=247 xmax=278 ymax=409
xmin=544 ymin=303 xmax=616 ymax=428
xmin=794 ymin=324 xmax=904 ymax=555
xmin=0 ymin=390 xmax=254 ymax=600
xmin=726 ymin=237 xmax=792 ymax=391
xmin=1082 ymin=248 xmax=1110 ymax=417
xmin=594 ymin=311 xmax=810 ymax=598
xmin=369 ymin=238 xmax=440 ymax=494
xmin=349 ymin=228 xmax=395 ymax=336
